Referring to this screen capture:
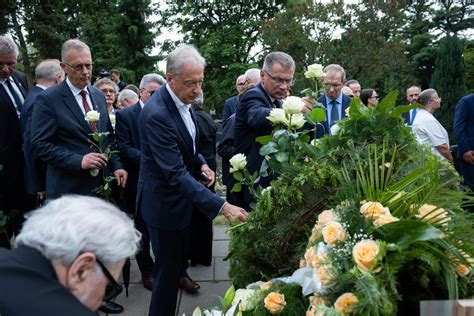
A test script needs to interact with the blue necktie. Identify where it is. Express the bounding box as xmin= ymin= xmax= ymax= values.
xmin=330 ymin=100 xmax=339 ymax=127
xmin=411 ymin=108 xmax=417 ymax=125
xmin=5 ymin=79 xmax=23 ymax=113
